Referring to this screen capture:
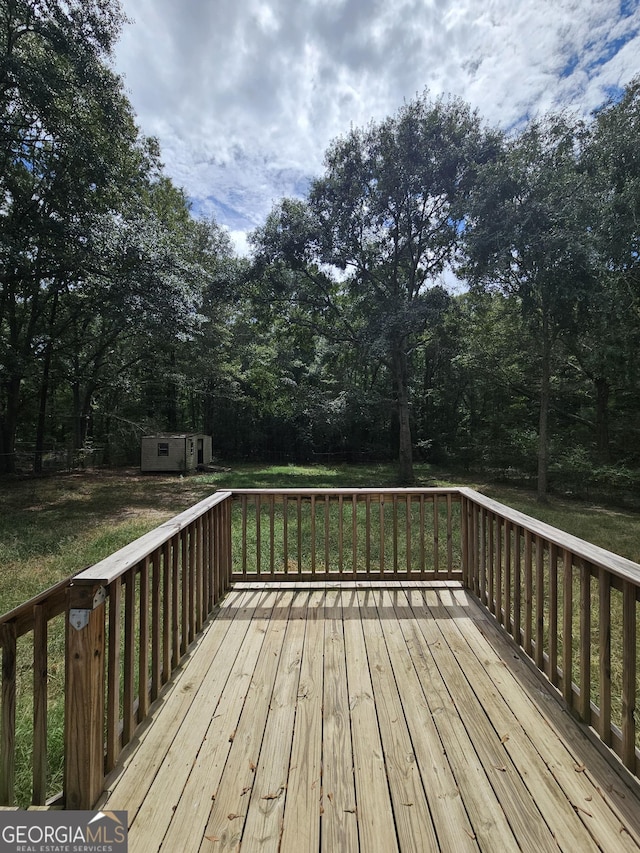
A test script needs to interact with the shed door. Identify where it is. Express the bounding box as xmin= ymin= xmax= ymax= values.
xmin=197 ymin=438 xmax=204 ymax=465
